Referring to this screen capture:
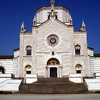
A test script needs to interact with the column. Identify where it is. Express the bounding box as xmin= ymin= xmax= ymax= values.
xmin=45 ymin=66 xmax=48 ymax=78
